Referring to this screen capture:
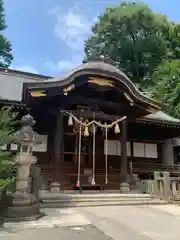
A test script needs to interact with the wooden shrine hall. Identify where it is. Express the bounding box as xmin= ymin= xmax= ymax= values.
xmin=20 ymin=59 xmax=180 ymax=191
